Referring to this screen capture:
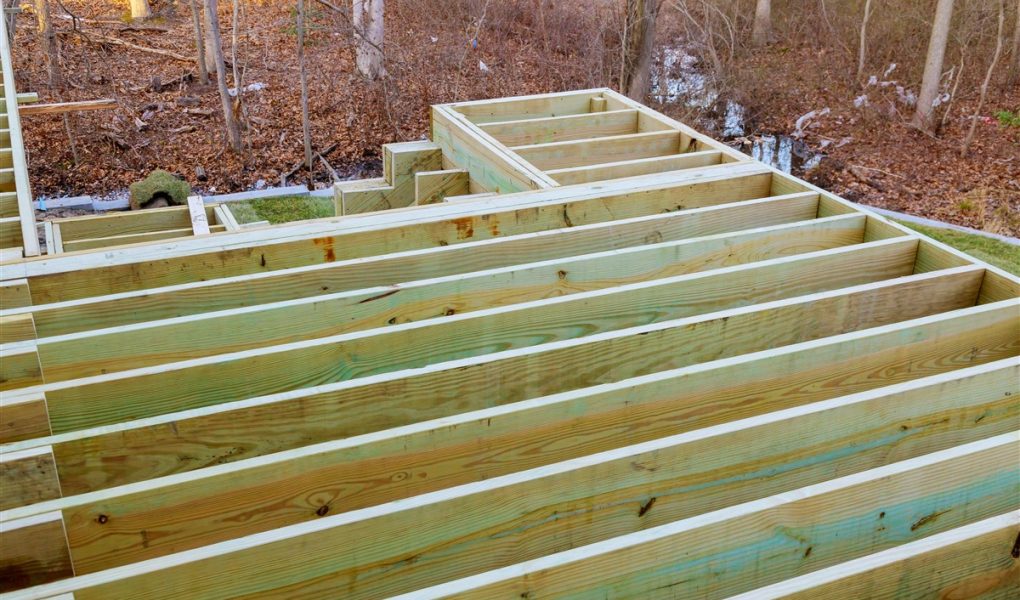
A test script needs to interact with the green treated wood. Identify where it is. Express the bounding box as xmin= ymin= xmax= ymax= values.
xmin=10 ymin=281 xmax=1011 ymax=496
xmin=400 ymin=434 xmax=1019 ymax=600
xmin=35 ymin=238 xmax=935 ymax=433
xmin=11 ymin=432 xmax=1017 ymax=598
xmin=8 ymin=355 xmax=1014 ymax=575
xmin=731 ymin=512 xmax=1019 ymax=599
xmin=512 ymin=130 xmax=681 ymax=171
xmin=449 ymin=89 xmax=603 ymax=123
xmin=13 ymin=163 xmax=773 ymax=303
xmin=479 ymin=109 xmax=638 ymax=146
xmin=431 ymin=106 xmax=555 ymax=193
xmin=548 ymin=150 xmax=723 ymax=185
xmin=11 ymin=193 xmax=821 ymax=338
xmin=34 ymin=214 xmax=867 ymax=382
